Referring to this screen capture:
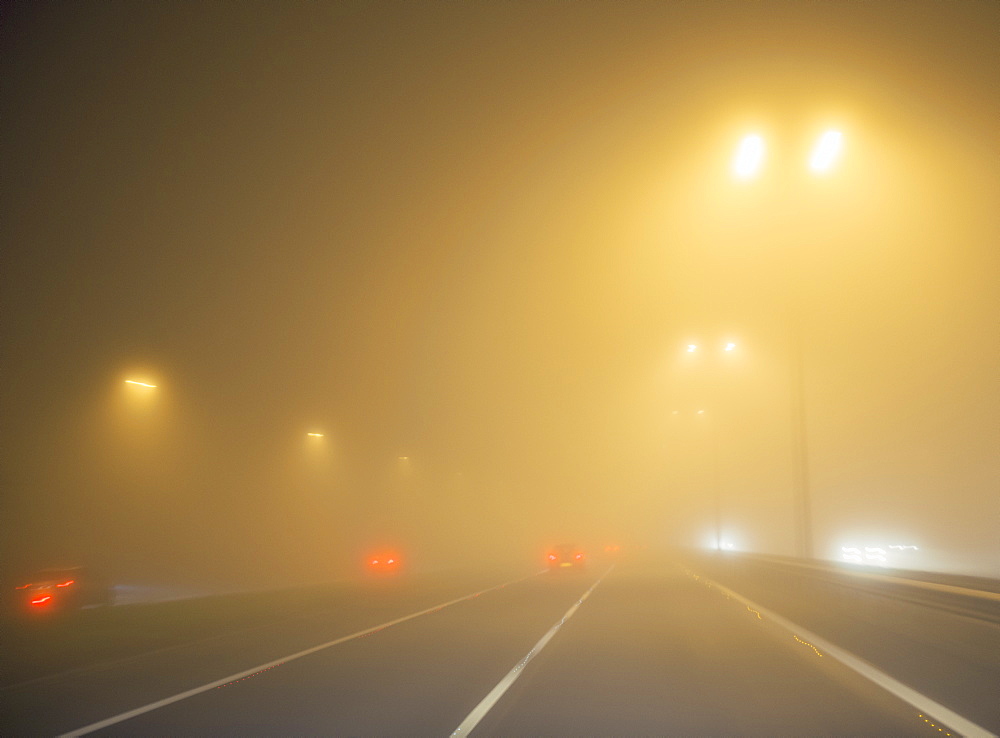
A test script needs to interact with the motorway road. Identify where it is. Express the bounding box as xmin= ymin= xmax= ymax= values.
xmin=3 ymin=560 xmax=993 ymax=736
